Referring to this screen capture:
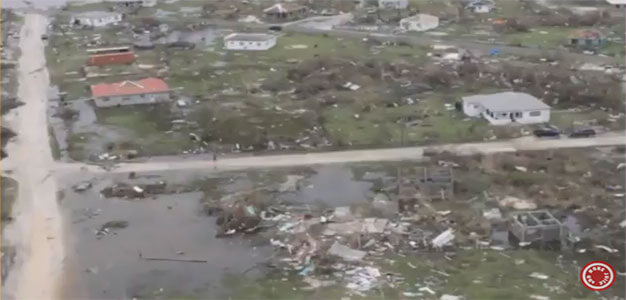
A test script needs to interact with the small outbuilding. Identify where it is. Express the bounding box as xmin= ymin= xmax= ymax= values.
xmin=263 ymin=3 xmax=308 ymax=22
xmin=70 ymin=11 xmax=123 ymax=27
xmin=223 ymin=33 xmax=277 ymax=51
xmin=462 ymin=92 xmax=551 ymax=125
xmin=399 ymin=14 xmax=439 ymax=32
